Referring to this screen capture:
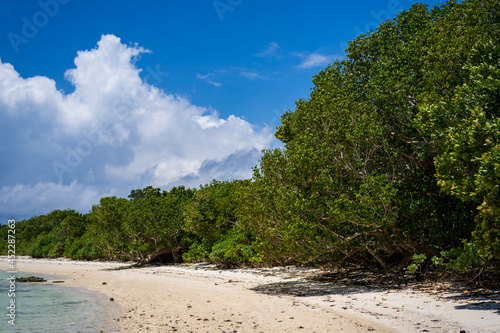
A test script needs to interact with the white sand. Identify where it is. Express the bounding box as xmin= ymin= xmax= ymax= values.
xmin=2 ymin=257 xmax=499 ymax=332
